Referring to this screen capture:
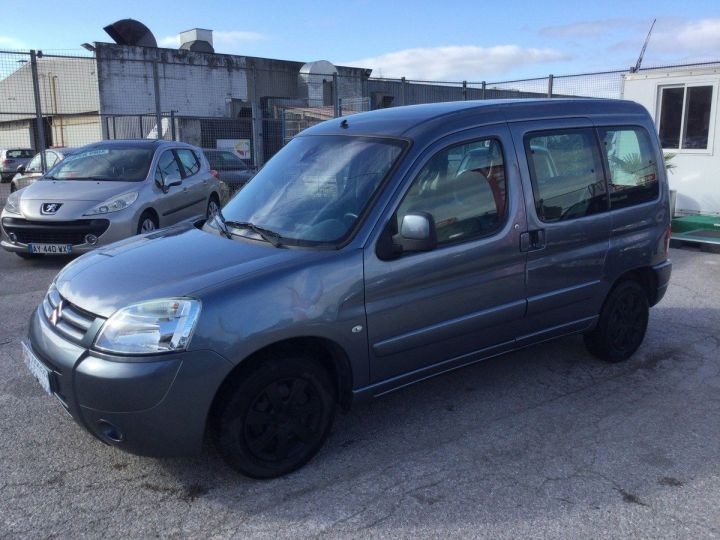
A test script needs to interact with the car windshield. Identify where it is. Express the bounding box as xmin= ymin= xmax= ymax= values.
xmin=46 ymin=147 xmax=154 ymax=181
xmin=213 ymin=135 xmax=405 ymax=245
